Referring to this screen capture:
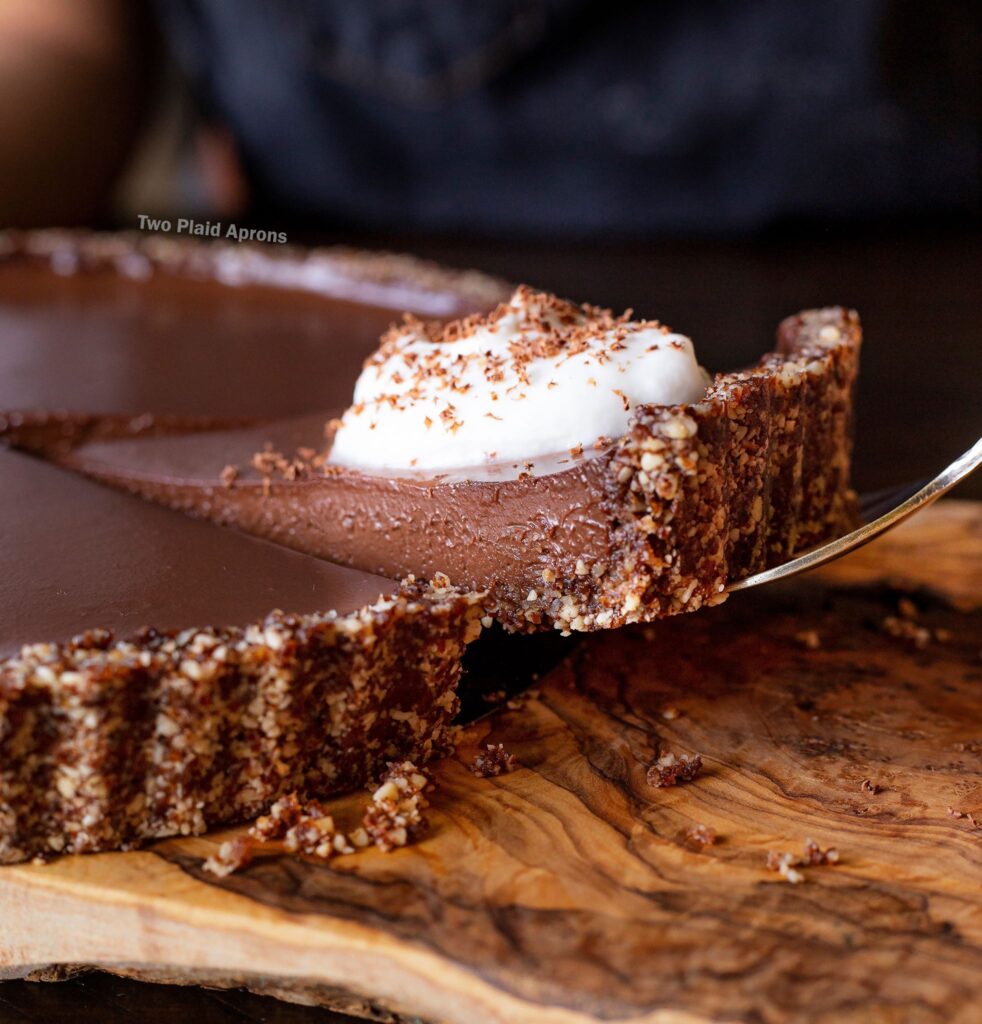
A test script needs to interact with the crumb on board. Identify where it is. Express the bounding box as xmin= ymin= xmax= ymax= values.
xmin=363 ymin=761 xmax=431 ymax=853
xmin=685 ymin=824 xmax=717 ymax=848
xmin=766 ymin=838 xmax=840 ymax=883
xmin=647 ymin=752 xmax=703 ymax=788
xmin=470 ymin=743 xmax=518 ymax=777
xmin=203 ymin=837 xmax=254 ymax=878
xmin=947 ymin=807 xmax=981 ymax=828
xmin=794 ymin=629 xmax=821 ymax=650
xmin=204 ymin=761 xmax=433 ymax=875
xmin=881 ymin=597 xmax=953 ymax=649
